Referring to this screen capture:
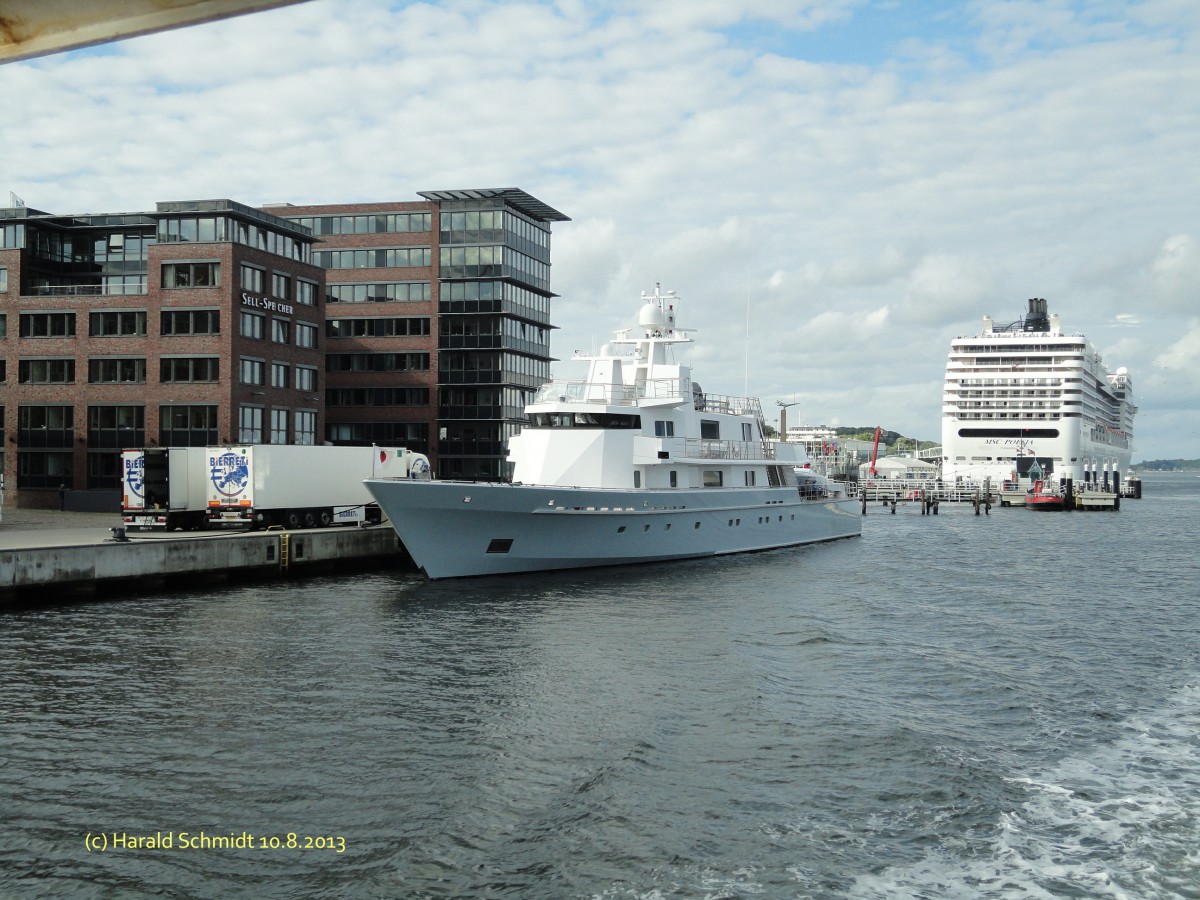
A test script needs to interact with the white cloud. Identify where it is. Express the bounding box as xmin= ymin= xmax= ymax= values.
xmin=1151 ymin=234 xmax=1200 ymax=312
xmin=2 ymin=0 xmax=1198 ymax=457
xmin=1156 ymin=319 xmax=1200 ymax=374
